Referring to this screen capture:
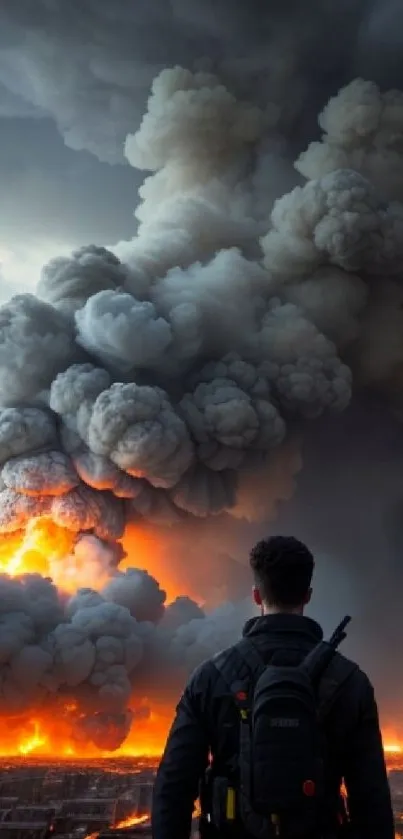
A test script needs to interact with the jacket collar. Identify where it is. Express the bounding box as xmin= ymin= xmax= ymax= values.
xmin=242 ymin=612 xmax=323 ymax=643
